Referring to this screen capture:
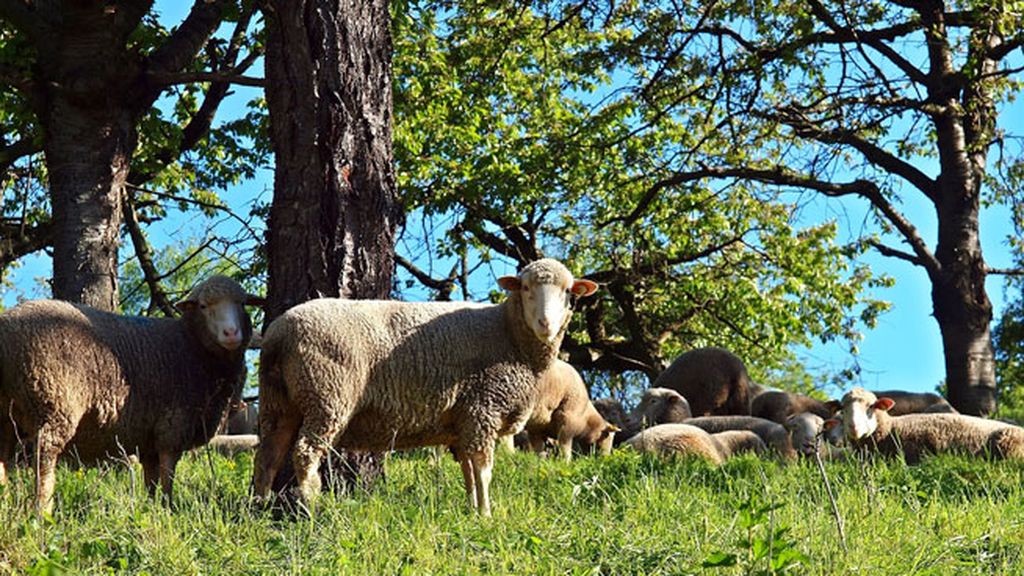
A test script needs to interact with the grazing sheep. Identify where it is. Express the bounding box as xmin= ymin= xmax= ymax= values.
xmin=0 ymin=276 xmax=263 ymax=512
xmin=683 ymin=416 xmax=796 ymax=460
xmin=868 ymin=390 xmax=956 ymax=415
xmin=206 ymin=434 xmax=259 ymax=456
xmin=252 ymin=258 xmax=598 ymax=515
xmin=624 ymin=424 xmax=724 ymax=464
xmin=523 ymin=360 xmax=619 ymax=460
xmin=839 ymin=387 xmax=1024 ymax=463
xmin=652 ymin=347 xmax=752 ymax=416
xmin=750 ymin=390 xmax=838 ymax=423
